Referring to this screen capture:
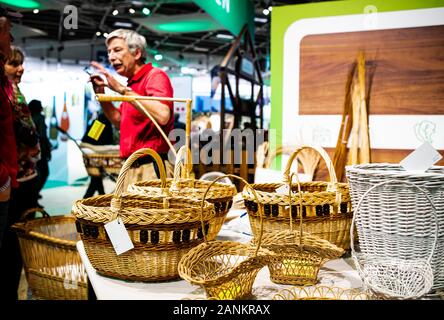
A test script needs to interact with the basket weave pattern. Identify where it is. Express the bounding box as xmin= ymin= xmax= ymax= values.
xmin=273 ymin=285 xmax=371 ymax=300
xmin=72 ymin=148 xmax=215 ymax=282
xmin=346 ymin=164 xmax=444 ymax=290
xmin=13 ymin=212 xmax=88 ymax=300
xmin=83 ymin=152 xmax=123 ymax=177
